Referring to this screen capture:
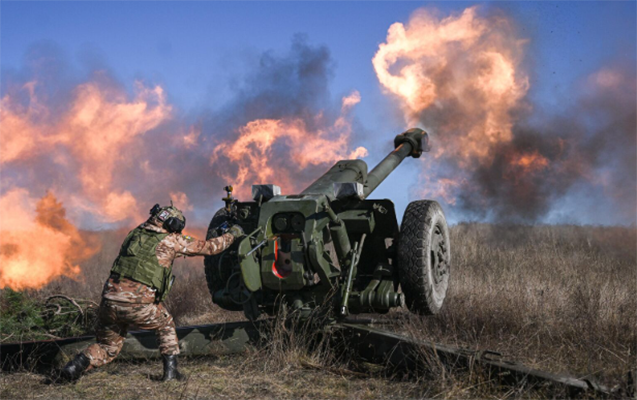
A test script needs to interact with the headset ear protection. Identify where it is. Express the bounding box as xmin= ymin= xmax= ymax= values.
xmin=163 ymin=216 xmax=186 ymax=233
xmin=149 ymin=203 xmax=186 ymax=233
